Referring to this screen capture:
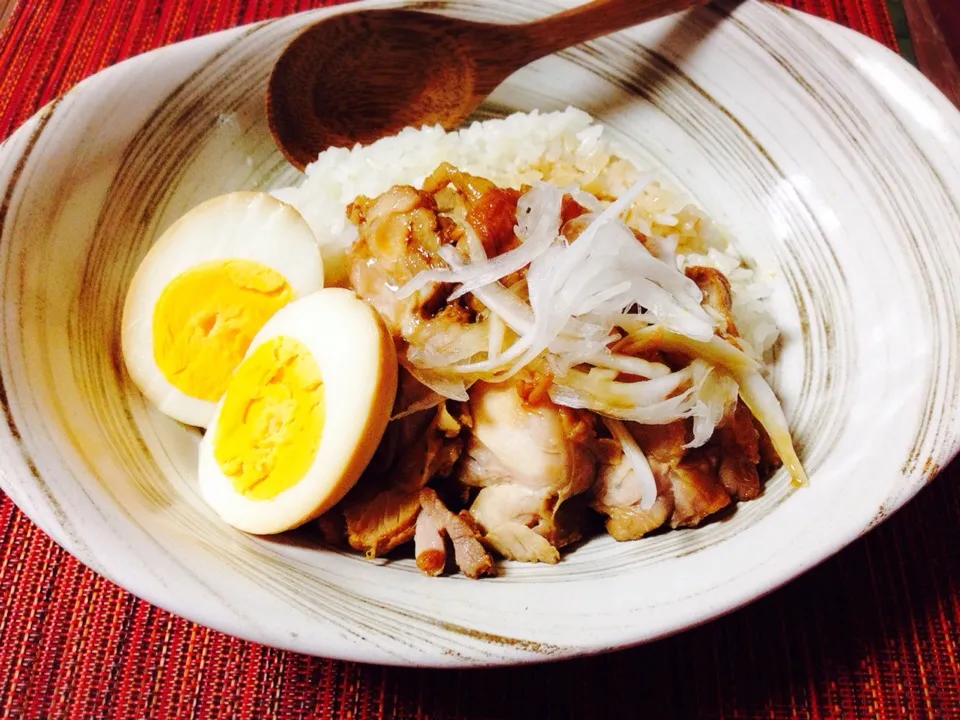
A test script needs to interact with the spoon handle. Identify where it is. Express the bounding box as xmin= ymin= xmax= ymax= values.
xmin=518 ymin=0 xmax=712 ymax=62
